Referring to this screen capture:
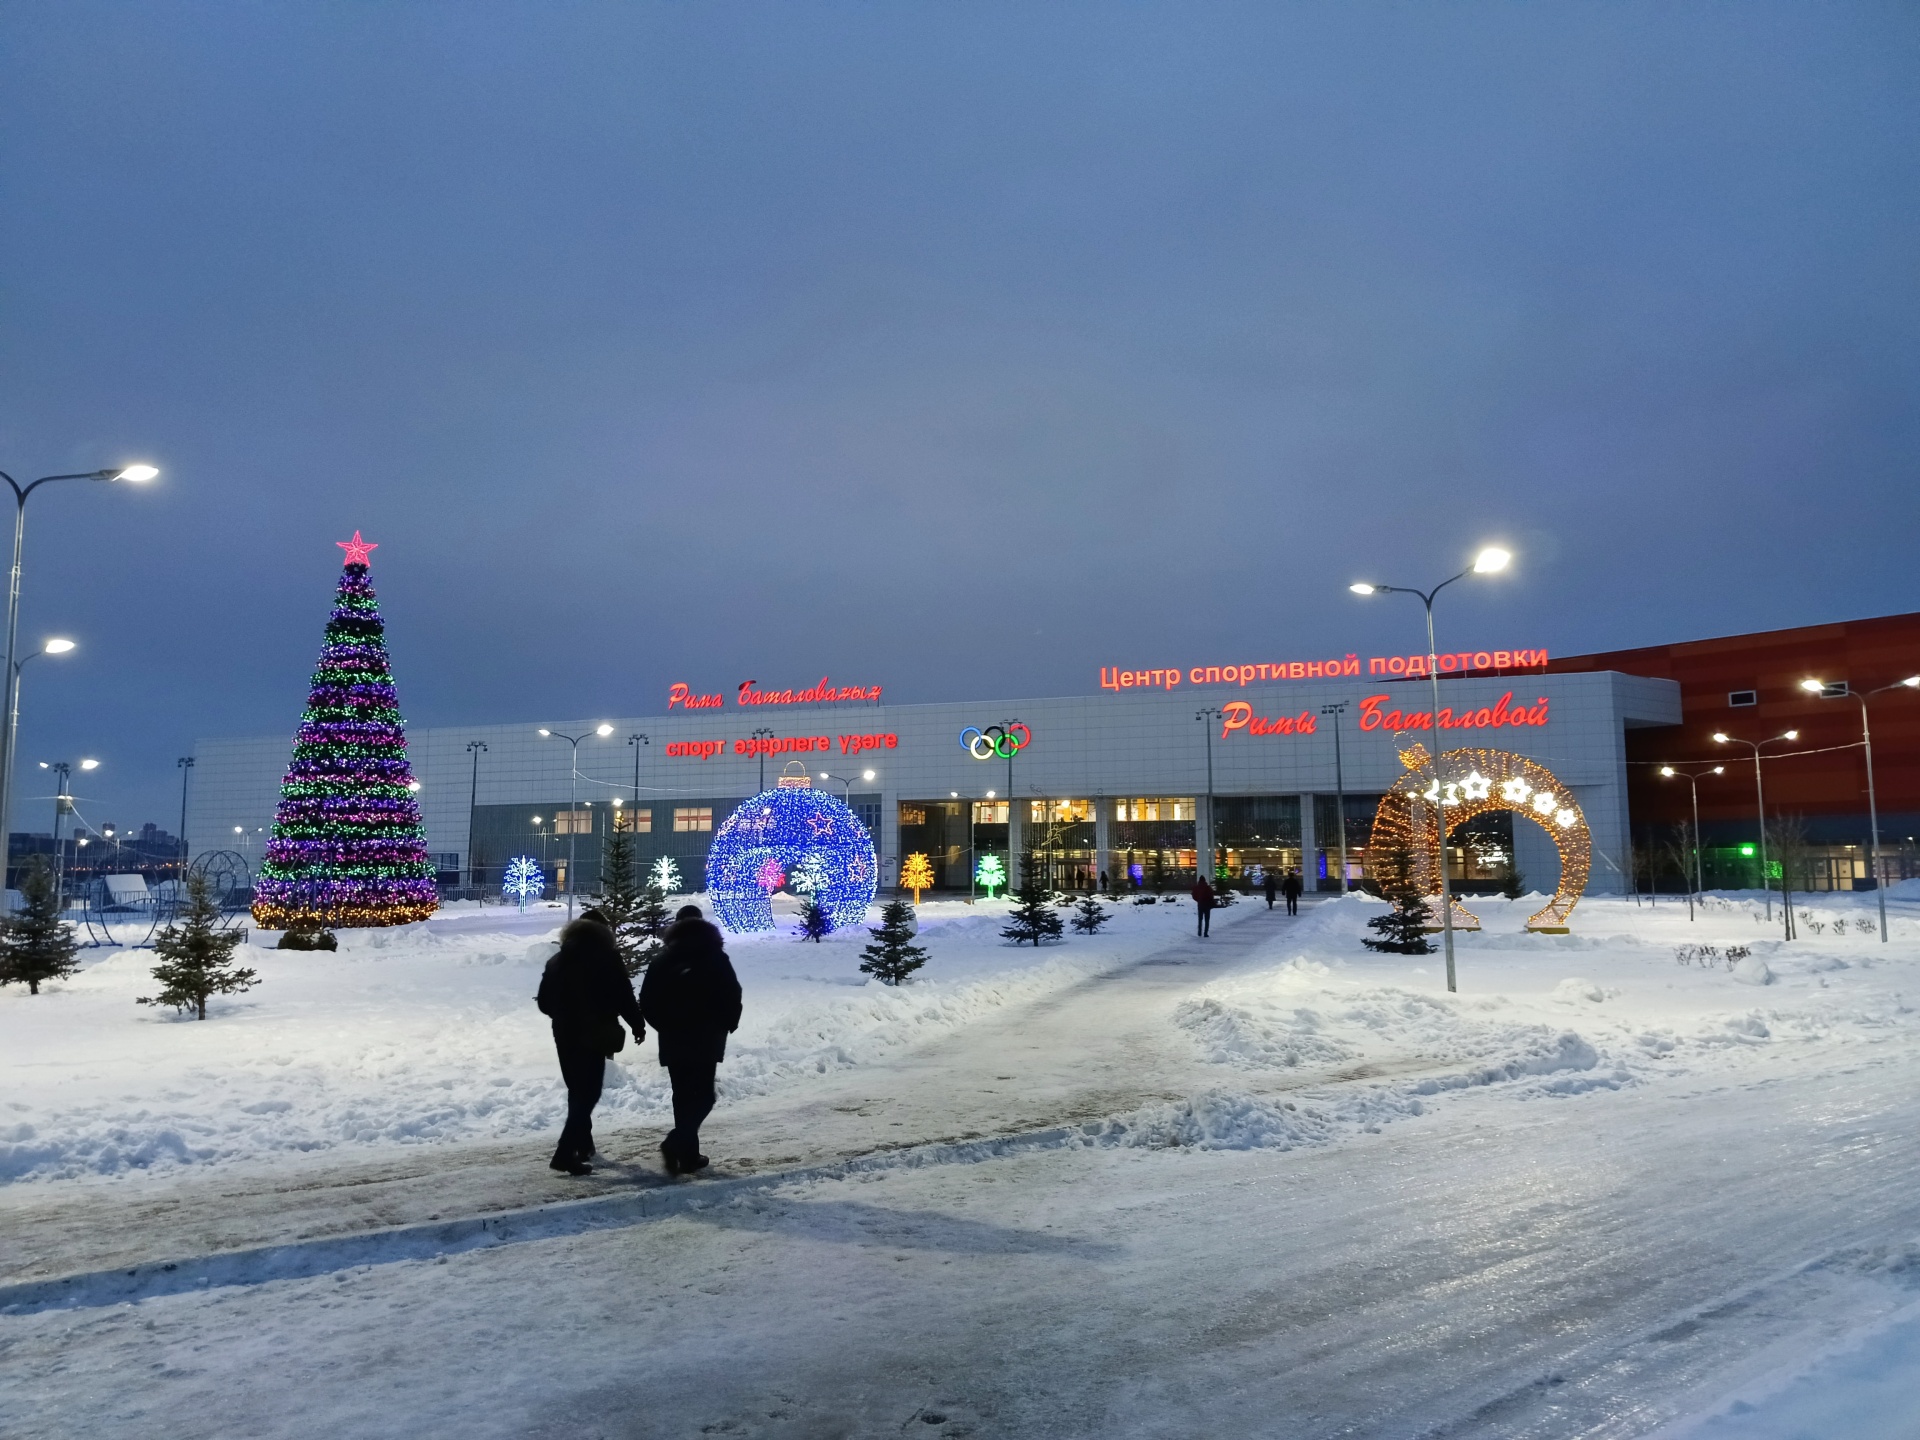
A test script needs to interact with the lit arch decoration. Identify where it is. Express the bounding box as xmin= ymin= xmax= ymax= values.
xmin=1367 ymin=743 xmax=1591 ymax=934
xmin=705 ymin=787 xmax=878 ymax=934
